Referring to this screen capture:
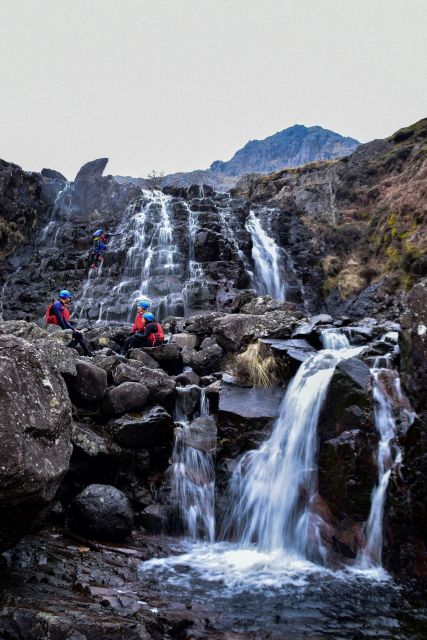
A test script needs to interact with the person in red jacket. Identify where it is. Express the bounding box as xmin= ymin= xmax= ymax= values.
xmin=121 ymin=299 xmax=152 ymax=354
xmin=45 ymin=289 xmax=93 ymax=357
xmin=121 ymin=307 xmax=164 ymax=354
